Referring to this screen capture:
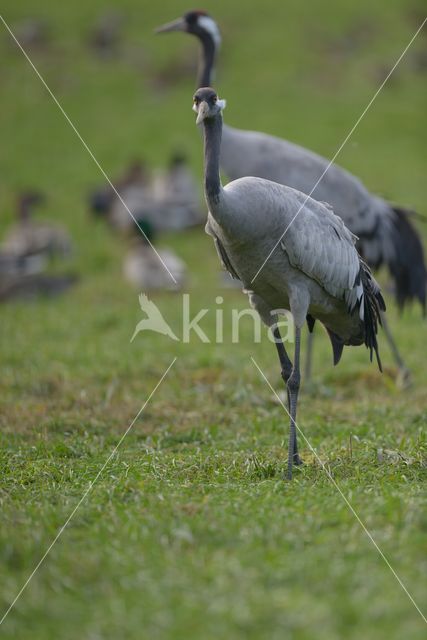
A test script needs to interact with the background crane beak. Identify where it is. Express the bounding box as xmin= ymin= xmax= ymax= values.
xmin=155 ymin=17 xmax=187 ymax=34
xmin=195 ymin=101 xmax=210 ymax=126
